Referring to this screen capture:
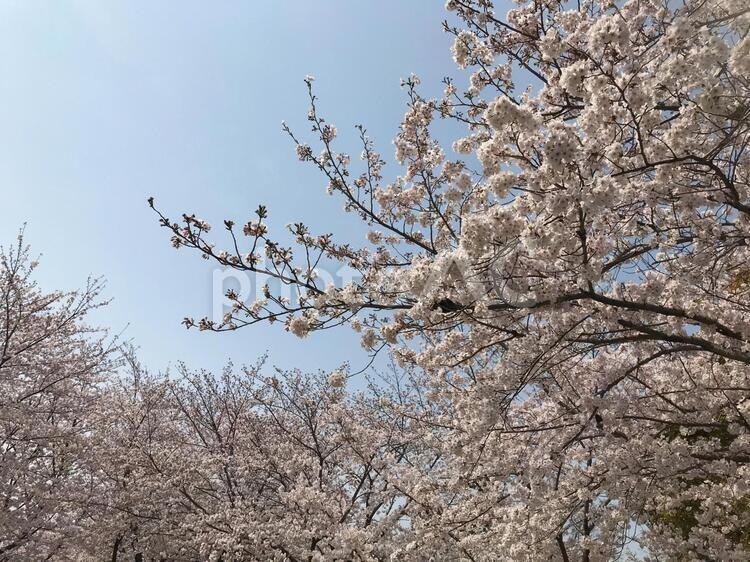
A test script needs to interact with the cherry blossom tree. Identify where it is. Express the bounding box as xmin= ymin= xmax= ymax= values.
xmin=153 ymin=0 xmax=750 ymax=558
xmin=0 ymin=241 xmax=431 ymax=561
xmin=82 ymin=358 xmax=425 ymax=561
xmin=0 ymin=234 xmax=112 ymax=560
